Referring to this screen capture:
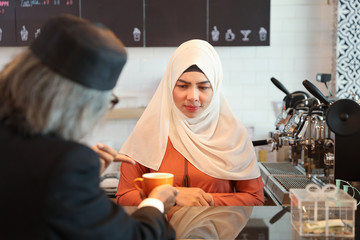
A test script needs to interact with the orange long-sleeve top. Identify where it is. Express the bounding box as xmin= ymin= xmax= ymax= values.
xmin=116 ymin=138 xmax=265 ymax=206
